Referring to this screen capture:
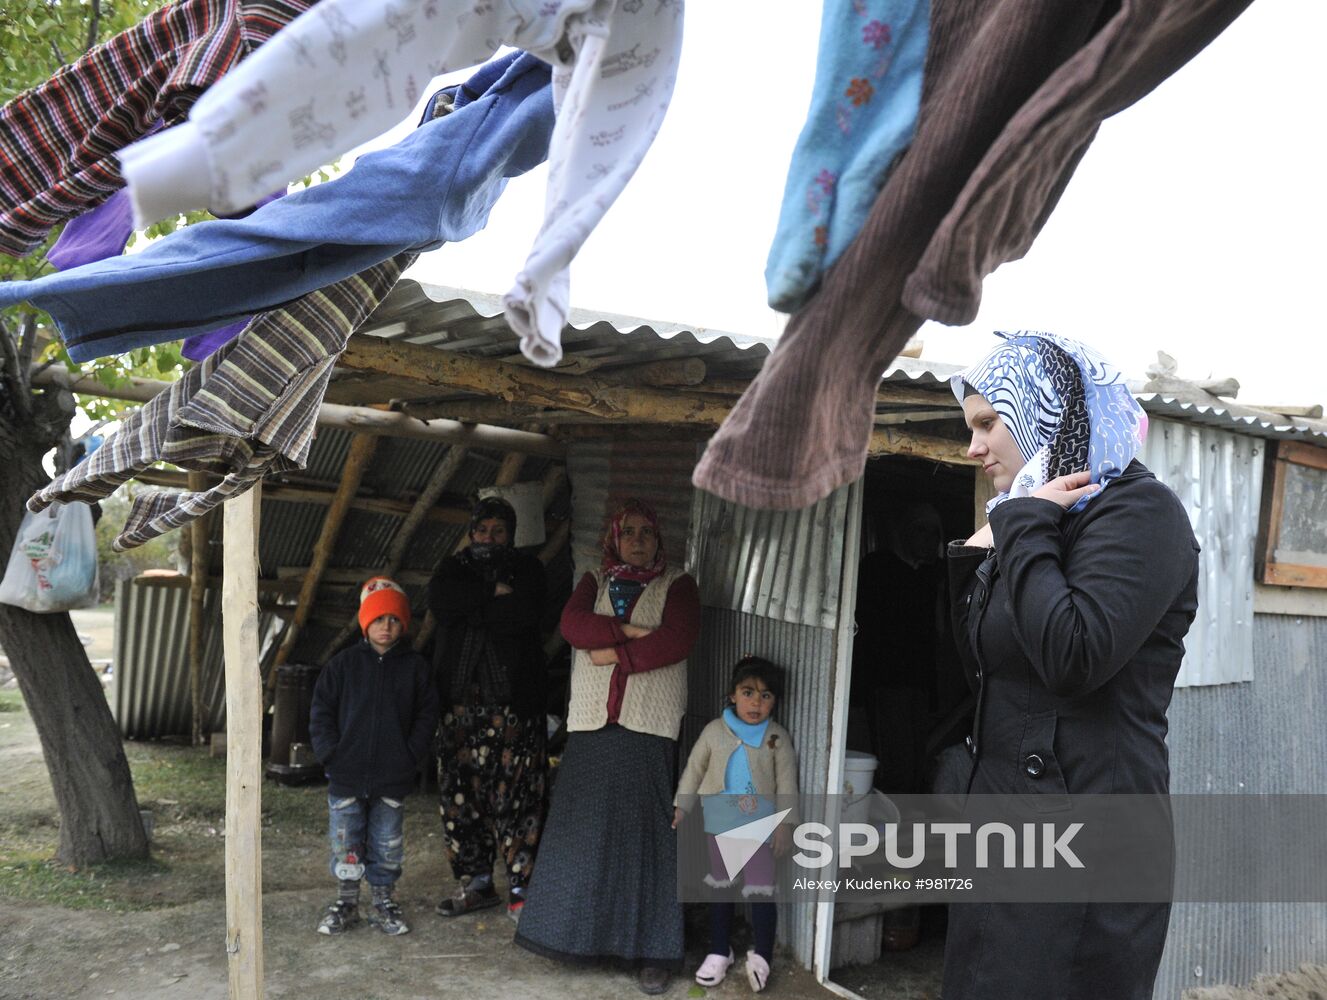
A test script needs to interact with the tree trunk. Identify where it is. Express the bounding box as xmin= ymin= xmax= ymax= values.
xmin=0 ymin=395 xmax=148 ymax=867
